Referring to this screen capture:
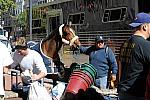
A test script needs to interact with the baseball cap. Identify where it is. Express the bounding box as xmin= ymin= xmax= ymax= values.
xmin=129 ymin=12 xmax=150 ymax=27
xmin=95 ymin=35 xmax=104 ymax=42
